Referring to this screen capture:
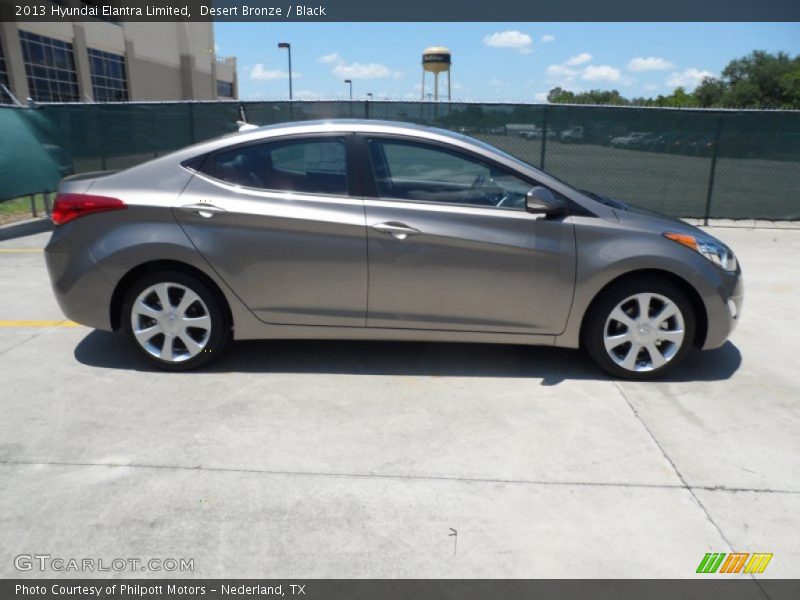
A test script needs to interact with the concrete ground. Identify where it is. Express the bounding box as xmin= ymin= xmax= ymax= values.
xmin=0 ymin=226 xmax=798 ymax=579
